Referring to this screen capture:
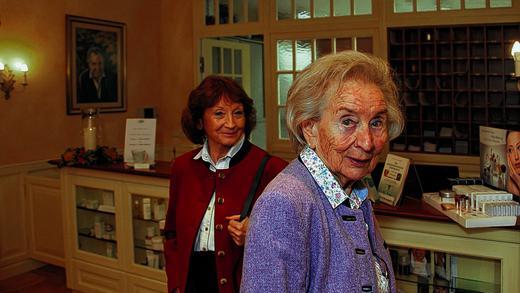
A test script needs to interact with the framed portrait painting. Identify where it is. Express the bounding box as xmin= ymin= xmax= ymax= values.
xmin=66 ymin=15 xmax=126 ymax=114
